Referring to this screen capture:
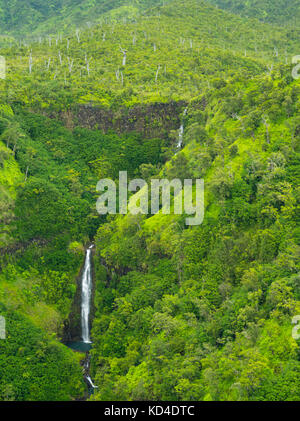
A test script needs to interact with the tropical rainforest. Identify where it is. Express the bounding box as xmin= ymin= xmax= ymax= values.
xmin=0 ymin=0 xmax=299 ymax=401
